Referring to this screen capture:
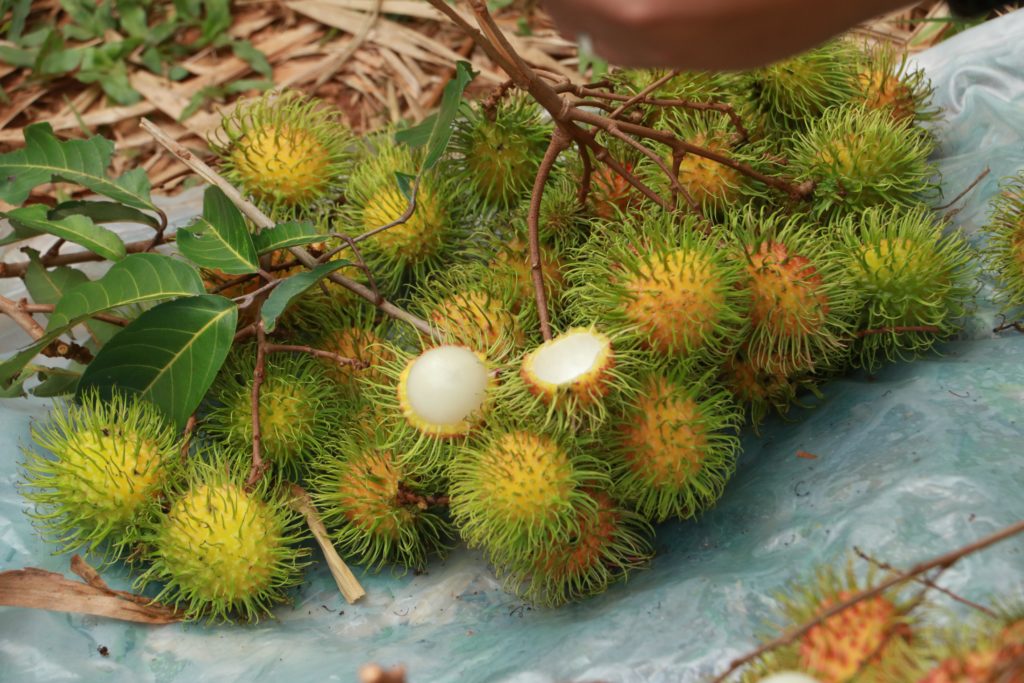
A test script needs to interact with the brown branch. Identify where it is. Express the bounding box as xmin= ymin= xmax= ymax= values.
xmin=264 ymin=344 xmax=367 ymax=369
xmin=139 ymin=118 xmax=437 ymax=339
xmin=937 ymin=167 xmax=991 ymax=210
xmin=528 ymin=130 xmax=570 ymax=341
xmin=608 ymin=70 xmax=679 ymax=119
xmin=0 ymin=293 xmax=45 ymax=340
xmin=245 ymin=322 xmax=269 ymax=492
xmin=43 ymin=238 xmax=66 ymax=260
xmin=0 ymin=236 xmax=173 ymax=279
xmin=856 ymin=325 xmax=941 ymax=337
xmin=576 ymin=140 xmax=593 ymax=208
xmin=994 ymin=315 xmax=1024 ymax=334
xmin=711 ymin=519 xmax=1024 ymax=682
xmin=853 ymin=546 xmax=997 ymax=618
xmin=180 ymin=413 xmax=197 ymax=462
xmin=601 ymin=121 xmax=701 ymax=214
xmin=18 ymin=302 xmax=130 ymax=327
xmin=578 ymin=128 xmax=672 ymax=211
